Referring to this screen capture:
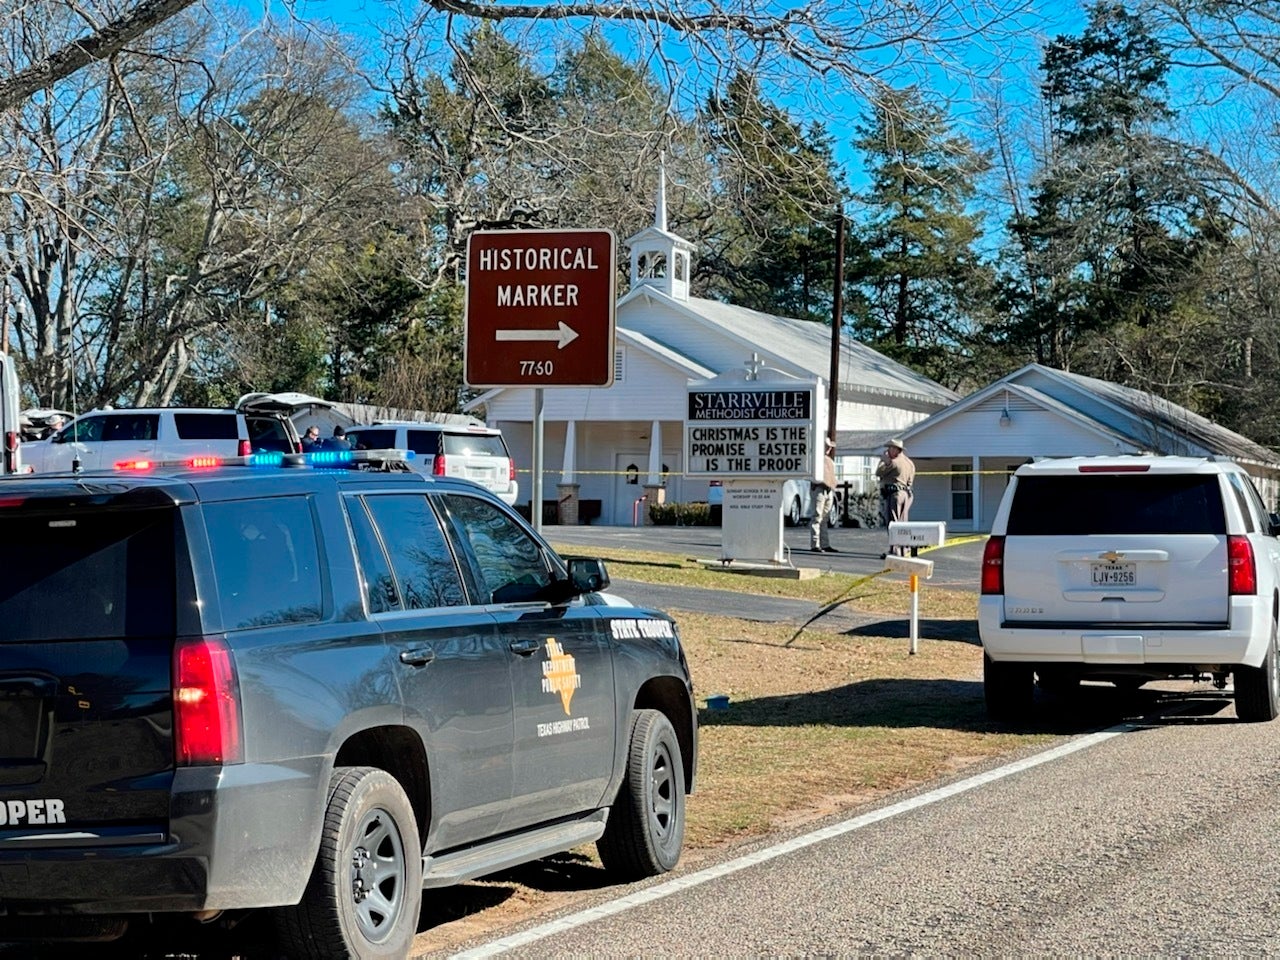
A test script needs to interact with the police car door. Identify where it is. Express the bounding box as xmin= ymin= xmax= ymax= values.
xmin=42 ymin=413 xmax=104 ymax=472
xmin=436 ymin=493 xmax=615 ymax=833
xmin=350 ymin=492 xmax=515 ymax=849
